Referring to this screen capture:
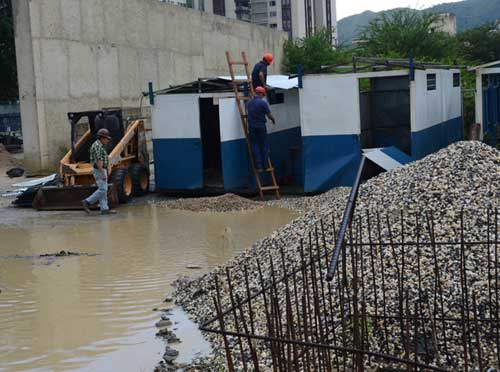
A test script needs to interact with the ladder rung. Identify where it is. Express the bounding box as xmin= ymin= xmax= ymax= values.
xmin=261 ymin=186 xmax=280 ymax=191
xmin=230 ymin=61 xmax=248 ymax=66
xmin=257 ymin=168 xmax=274 ymax=173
